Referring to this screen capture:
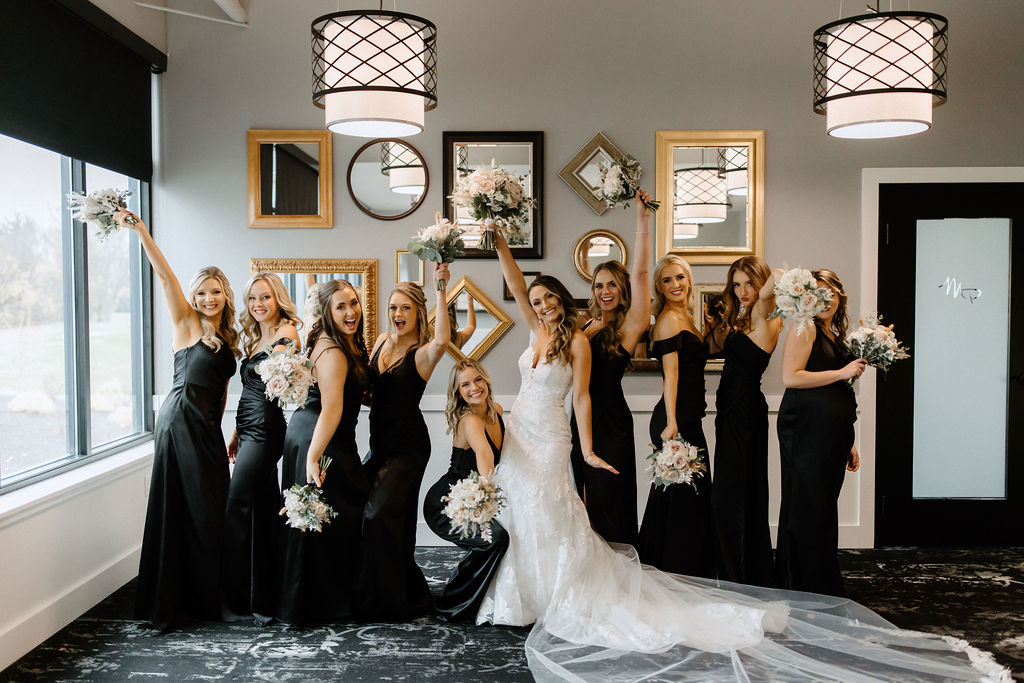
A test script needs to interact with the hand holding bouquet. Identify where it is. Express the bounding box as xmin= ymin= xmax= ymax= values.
xmin=844 ymin=312 xmax=910 ymax=385
xmin=598 ymin=155 xmax=660 ymax=212
xmin=407 ymin=213 xmax=465 ymax=289
xmin=279 ymin=455 xmax=337 ymax=532
xmin=648 ymin=434 xmax=707 ymax=491
xmin=67 ymin=188 xmax=136 ymax=241
xmin=256 ymin=343 xmax=314 ymax=408
xmin=768 ymin=268 xmax=833 ymax=334
xmin=441 ymin=470 xmax=506 ymax=543
xmin=449 ymin=161 xmax=536 ymax=251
